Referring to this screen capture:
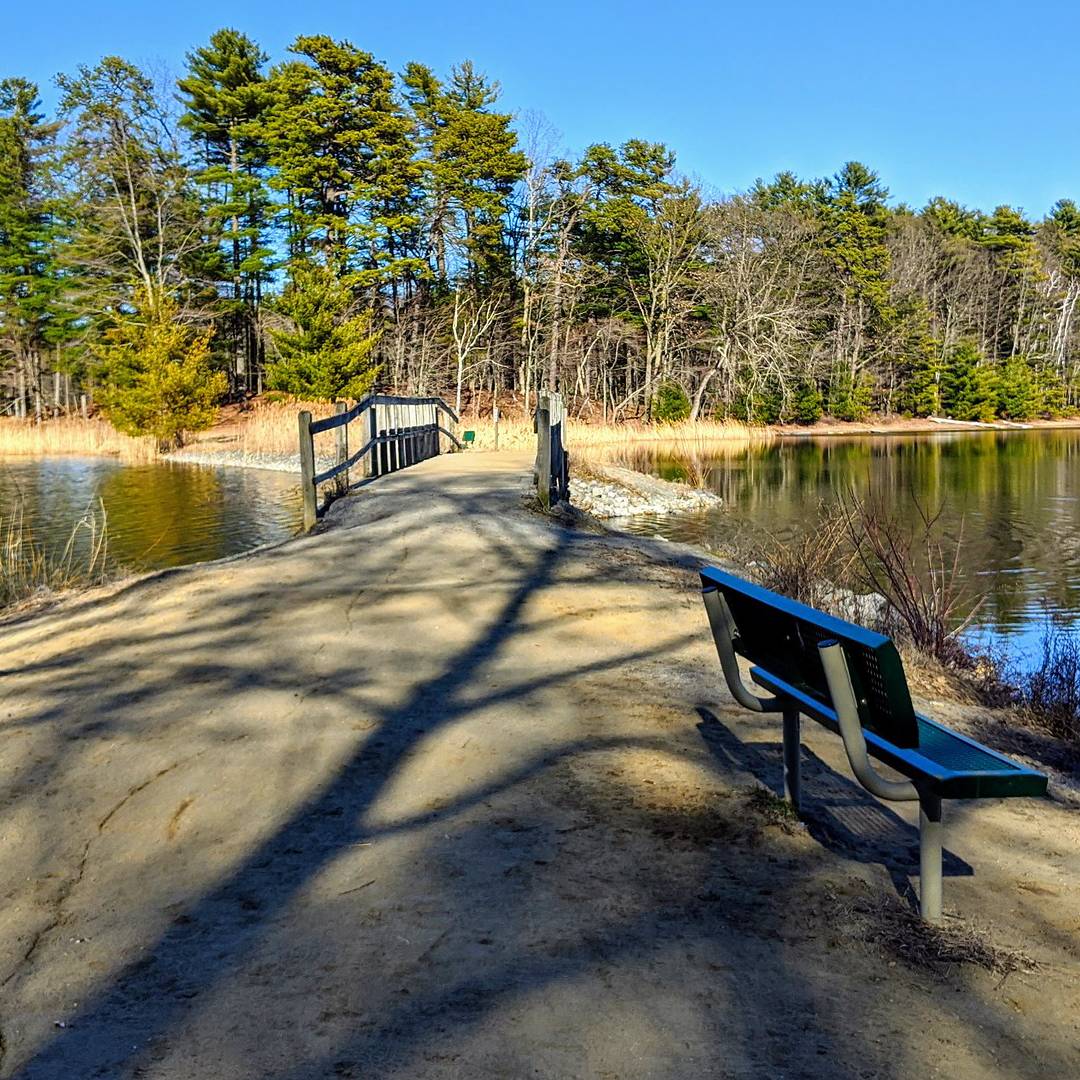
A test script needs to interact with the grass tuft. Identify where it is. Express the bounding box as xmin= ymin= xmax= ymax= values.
xmin=833 ymin=888 xmax=1037 ymax=978
xmin=1 ymin=500 xmax=112 ymax=612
